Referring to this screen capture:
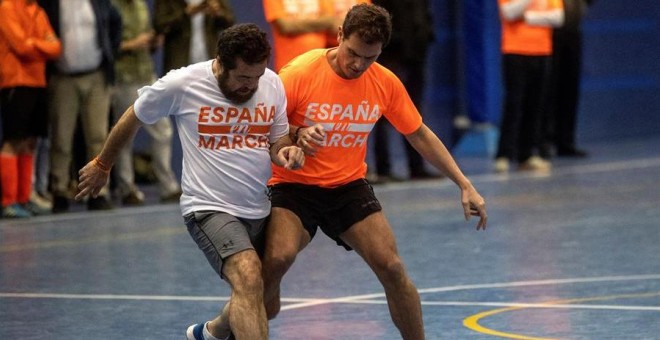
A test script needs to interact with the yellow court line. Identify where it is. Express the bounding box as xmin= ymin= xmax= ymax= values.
xmin=0 ymin=227 xmax=185 ymax=253
xmin=463 ymin=291 xmax=660 ymax=340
